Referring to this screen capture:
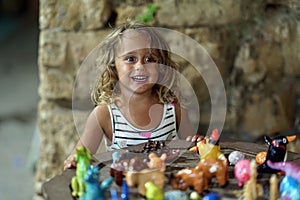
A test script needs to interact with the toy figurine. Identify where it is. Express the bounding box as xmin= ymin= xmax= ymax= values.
xmin=189 ymin=129 xmax=227 ymax=166
xmin=126 ymin=168 xmax=165 ymax=196
xmin=234 ymin=159 xmax=251 ymax=187
xmin=71 ymin=146 xmax=92 ymax=197
xmin=172 ymin=157 xmax=228 ymax=193
xmin=267 ymin=160 xmax=300 ymax=182
xmin=228 ymin=151 xmax=245 ymax=165
xmin=257 ymin=135 xmax=296 ymax=173
xmin=196 ymin=158 xmax=228 ymax=190
xmin=255 ymin=151 xmax=267 ymax=165
xmin=269 ymin=174 xmax=278 ymax=200
xmin=80 ymin=165 xmax=114 ymax=200
xmin=171 ymin=167 xmax=205 ymax=193
xmin=203 ymin=192 xmax=220 ymax=200
xmin=280 ymin=176 xmax=300 ymax=200
xmin=121 ymin=181 xmax=129 ymax=200
xmin=145 ymin=181 xmax=164 ymax=200
xmin=189 ymin=191 xmax=201 ymax=200
xmin=242 ymin=160 xmax=263 ymax=200
xmin=164 ymin=190 xmax=188 ymax=200
xmin=147 ymin=152 xmax=167 ymax=169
